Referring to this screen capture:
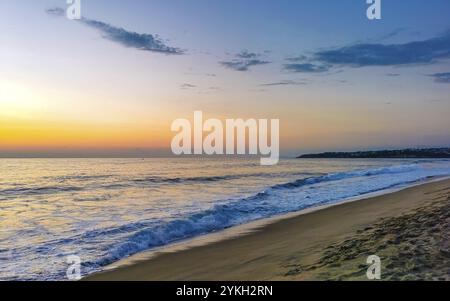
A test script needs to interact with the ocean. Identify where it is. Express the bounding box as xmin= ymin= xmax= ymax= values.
xmin=1 ymin=158 xmax=449 ymax=280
